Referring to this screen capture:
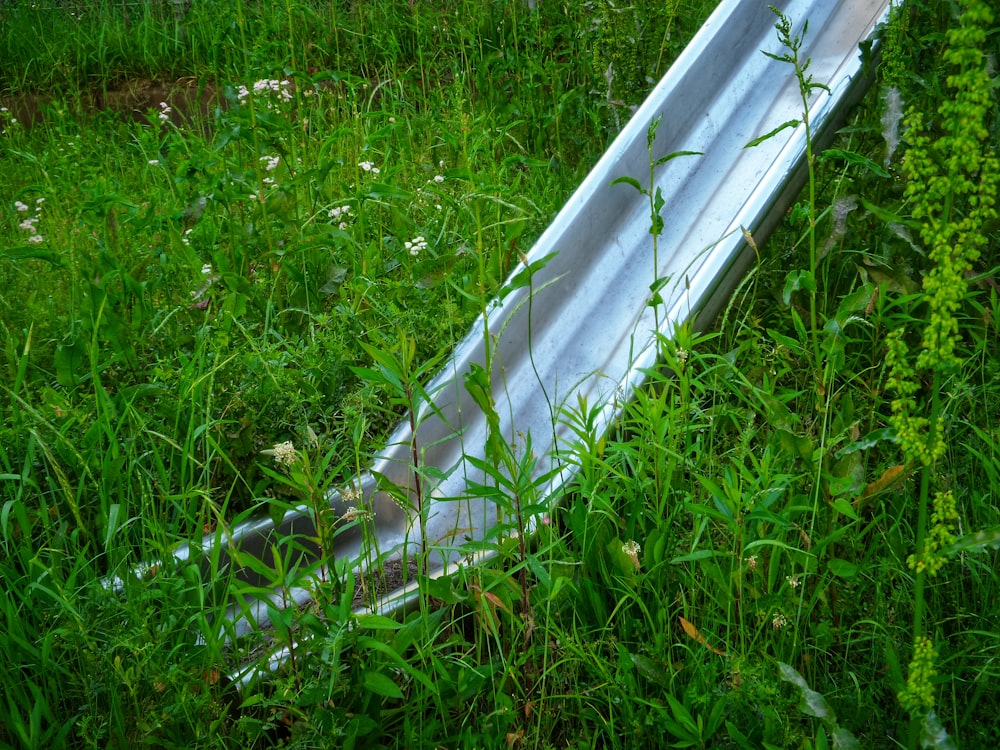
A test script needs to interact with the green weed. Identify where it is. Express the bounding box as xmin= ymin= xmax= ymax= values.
xmin=2 ymin=0 xmax=998 ymax=748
